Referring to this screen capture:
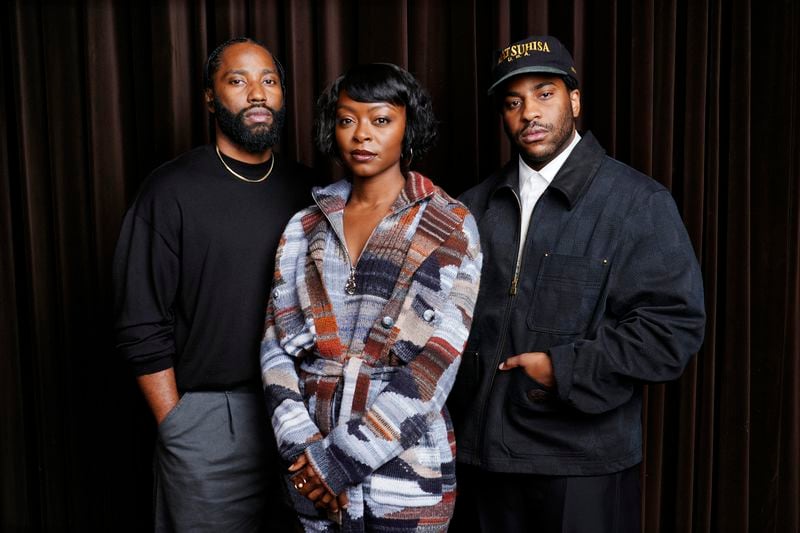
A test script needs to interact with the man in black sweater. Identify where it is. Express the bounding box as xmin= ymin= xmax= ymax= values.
xmin=113 ymin=37 xmax=316 ymax=532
